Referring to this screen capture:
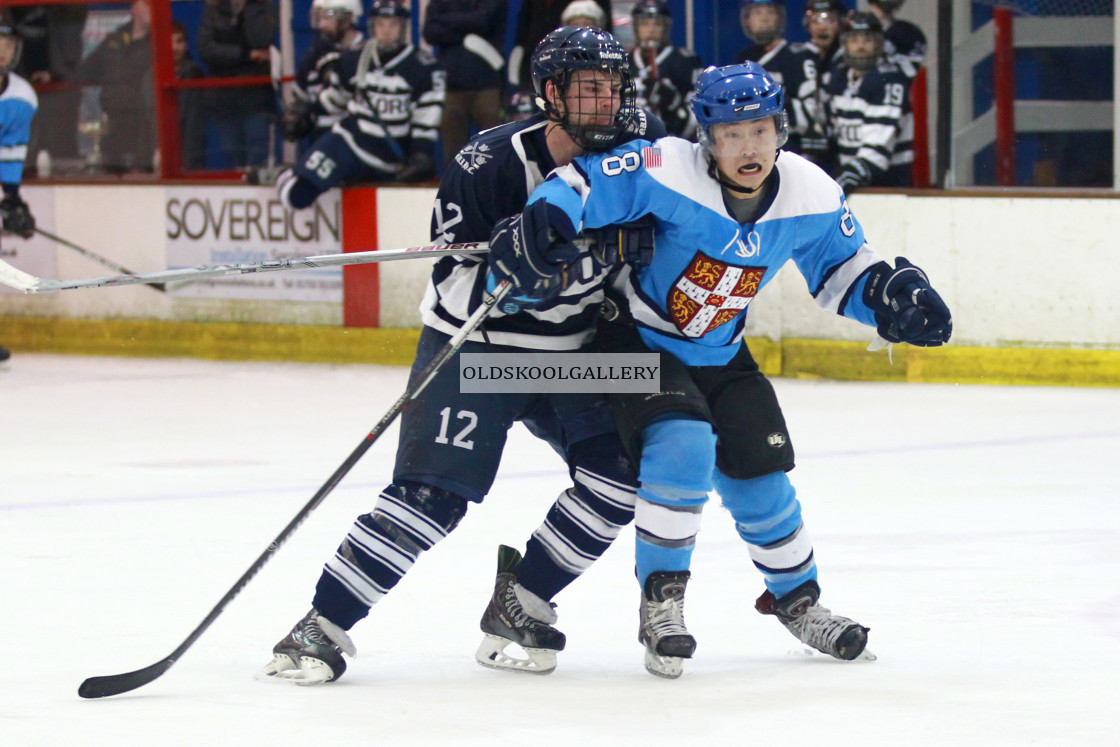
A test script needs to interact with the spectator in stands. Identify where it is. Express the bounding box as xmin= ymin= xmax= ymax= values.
xmin=171 ymin=20 xmax=207 ymax=171
xmin=422 ymin=0 xmax=507 ymax=169
xmin=560 ymin=1 xmax=605 ymax=29
xmin=197 ymin=0 xmax=278 ymax=168
xmin=11 ymin=5 xmax=87 ymax=171
xmin=75 ymin=0 xmax=155 ymax=173
xmin=508 ymin=0 xmax=611 ymax=91
xmin=868 ymin=0 xmax=926 ymax=72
